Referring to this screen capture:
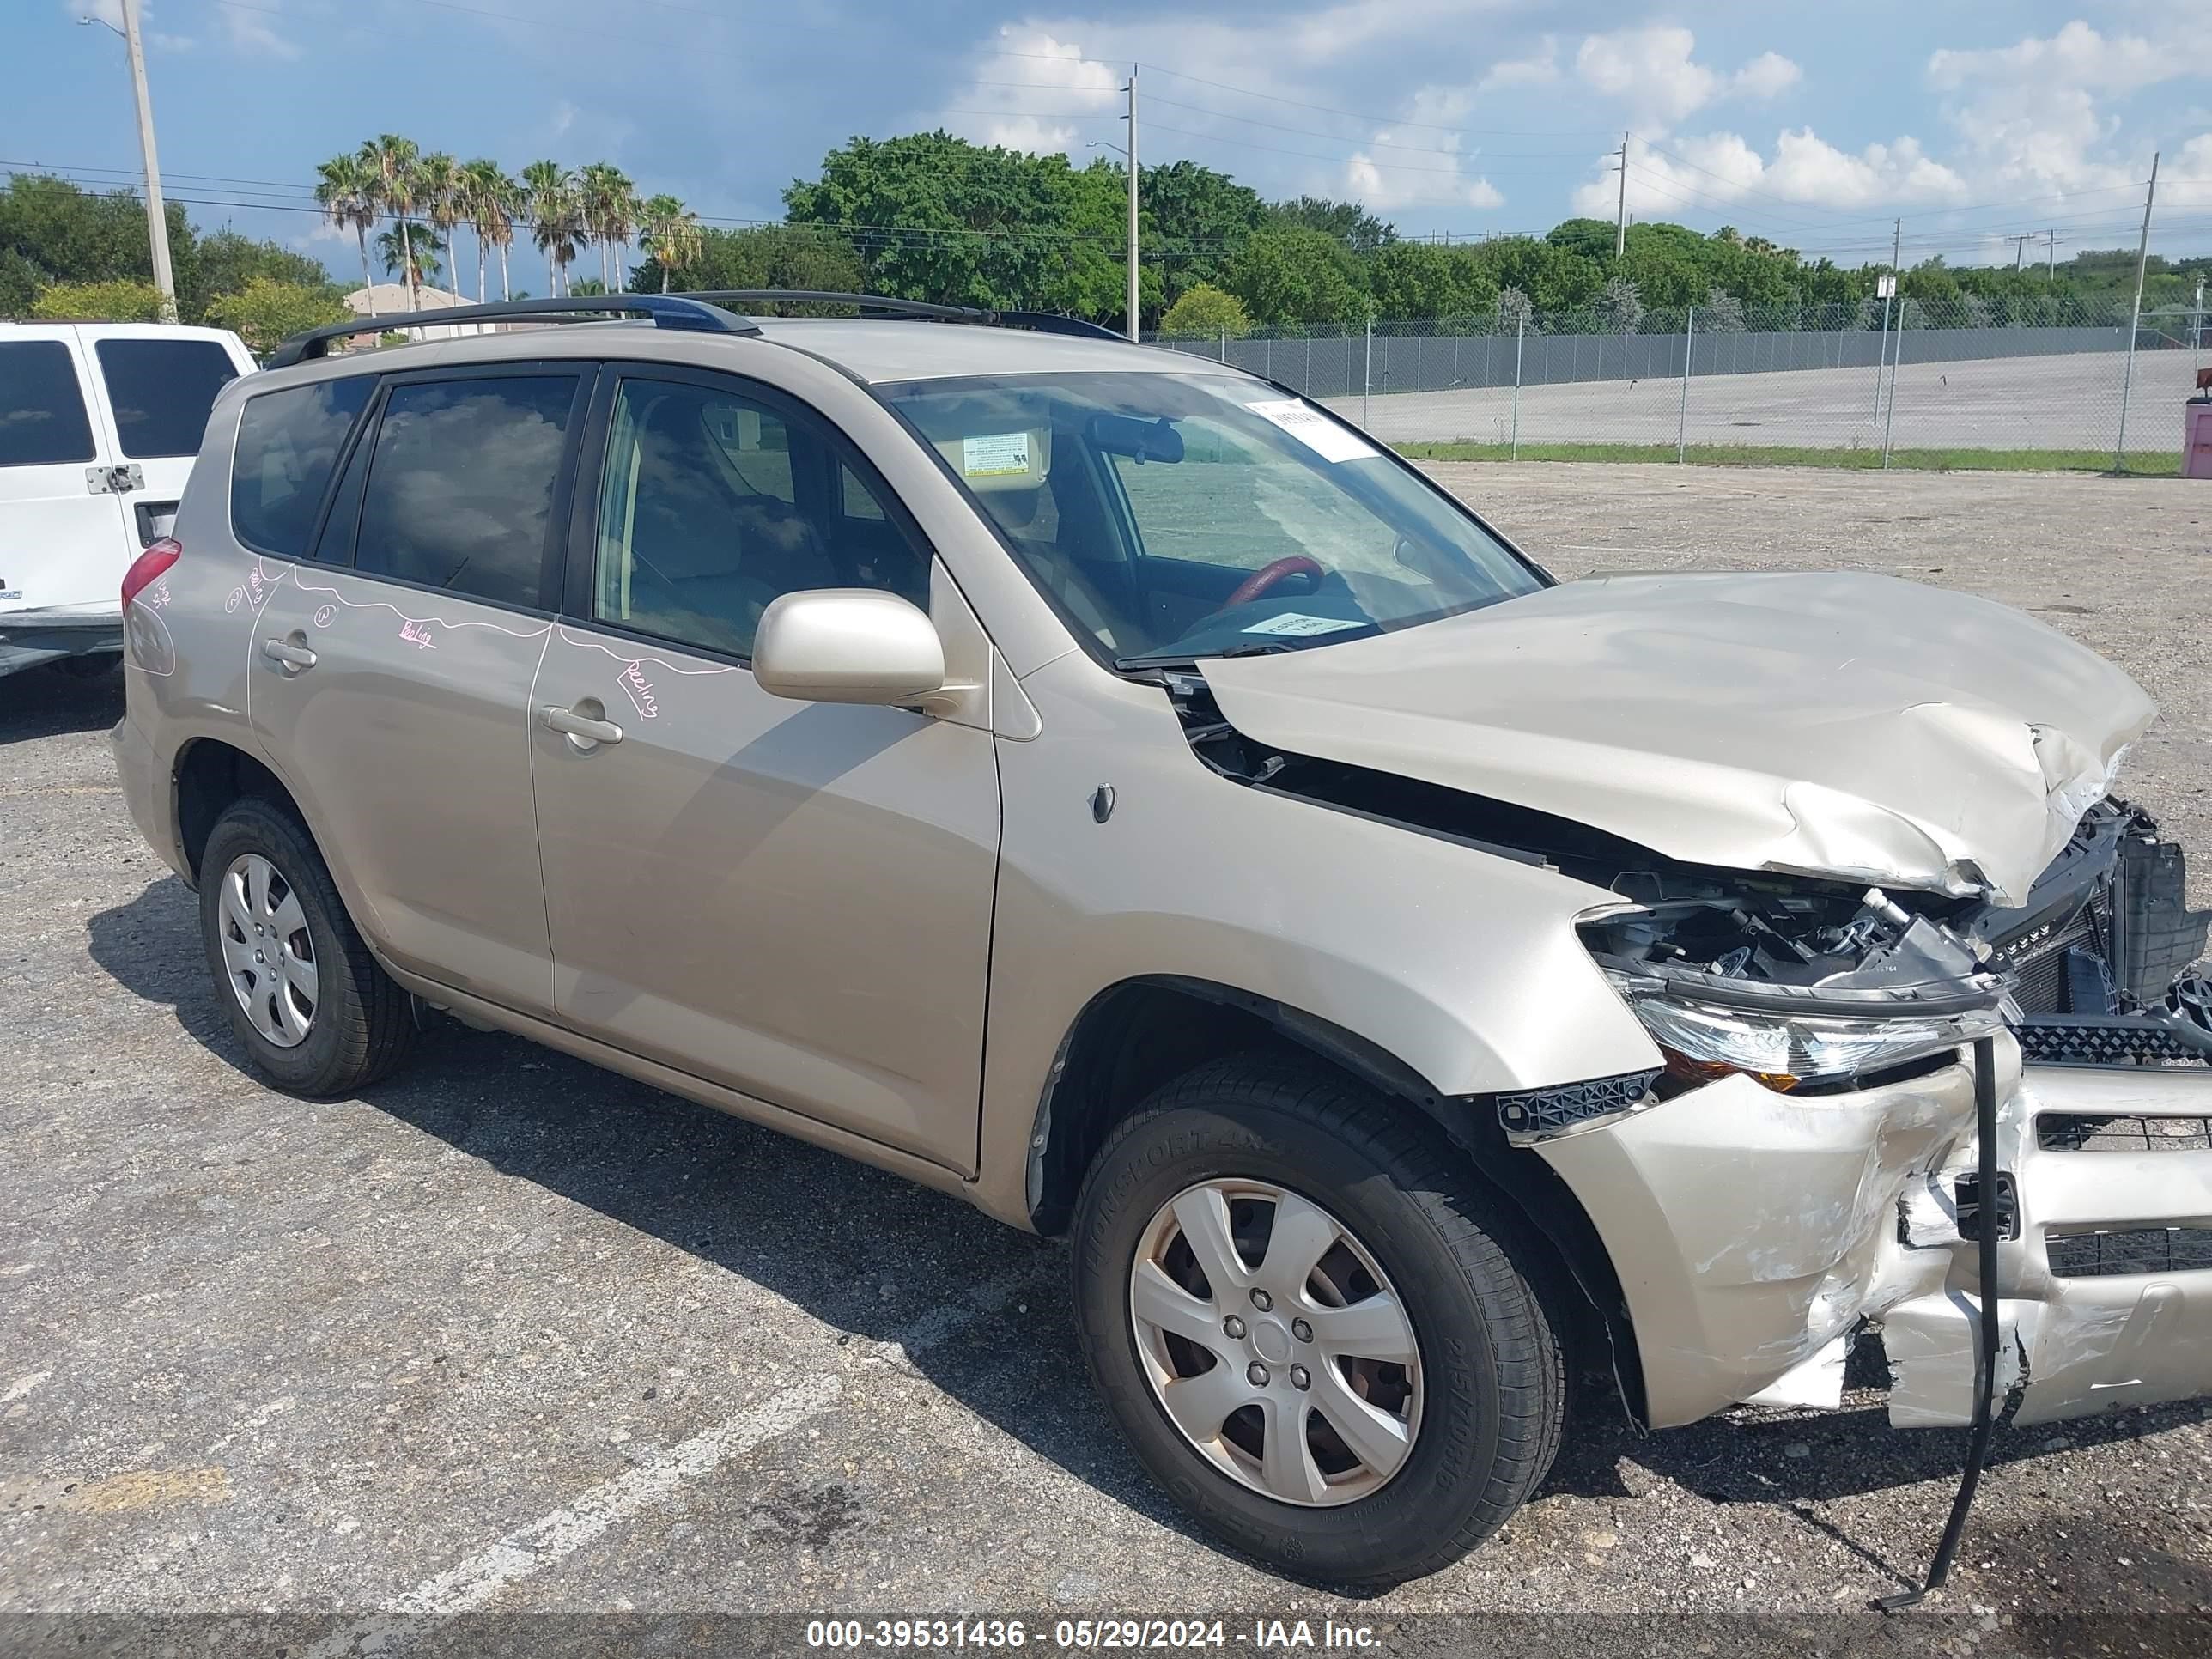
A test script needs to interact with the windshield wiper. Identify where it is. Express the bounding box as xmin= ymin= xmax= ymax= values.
xmin=1115 ymin=640 xmax=1304 ymax=672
